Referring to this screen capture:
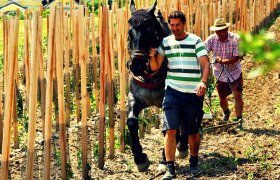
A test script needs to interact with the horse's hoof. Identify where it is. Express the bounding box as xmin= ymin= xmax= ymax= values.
xmin=157 ymin=163 xmax=167 ymax=172
xmin=136 ymin=156 xmax=150 ymax=172
xmin=175 ymin=149 xmax=188 ymax=159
